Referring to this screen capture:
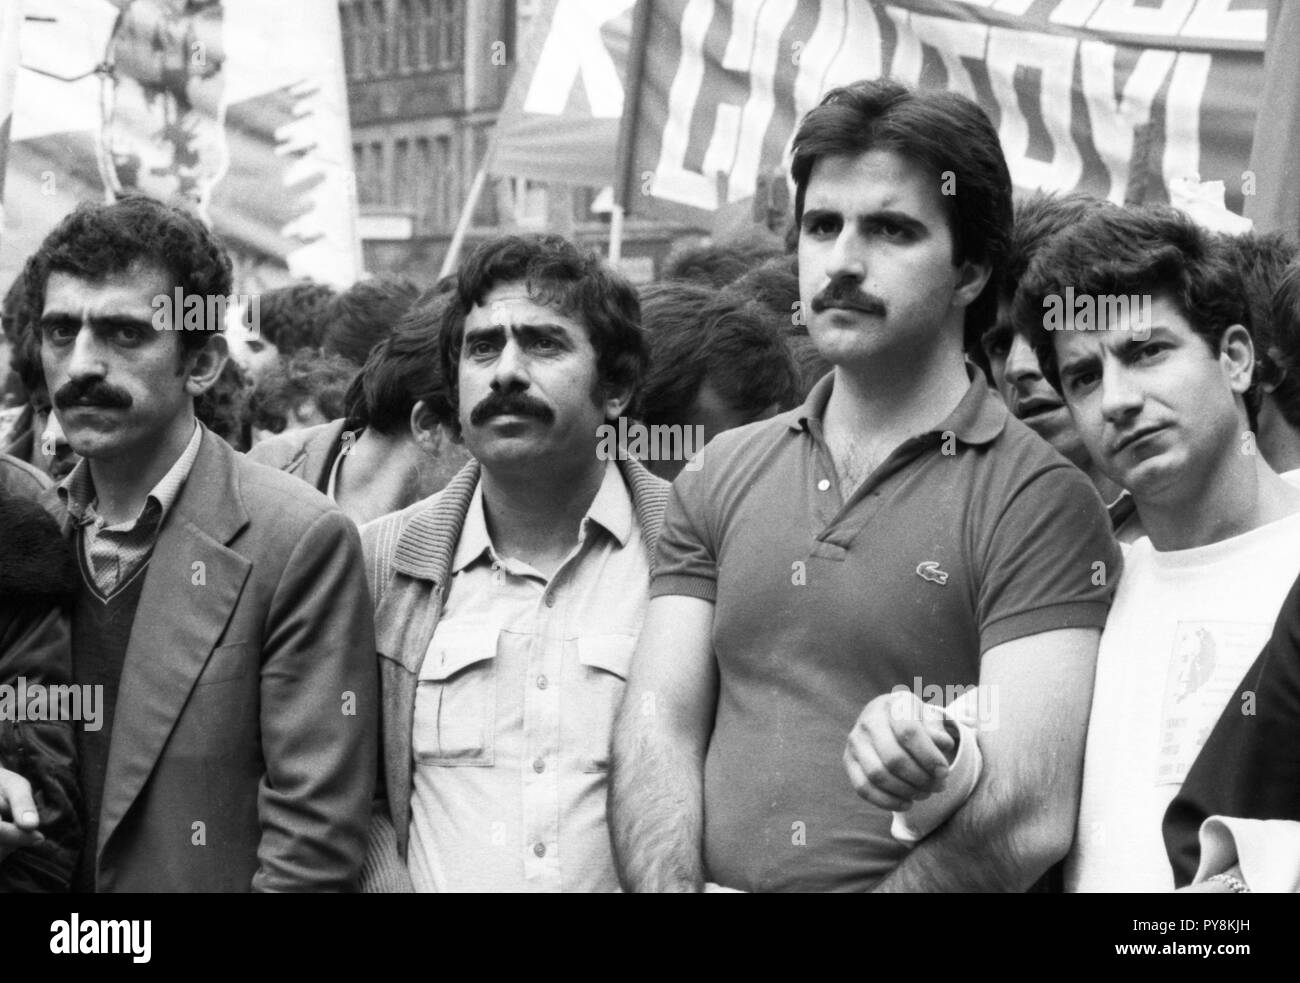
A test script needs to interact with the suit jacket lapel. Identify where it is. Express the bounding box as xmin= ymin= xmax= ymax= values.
xmin=97 ymin=429 xmax=251 ymax=856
